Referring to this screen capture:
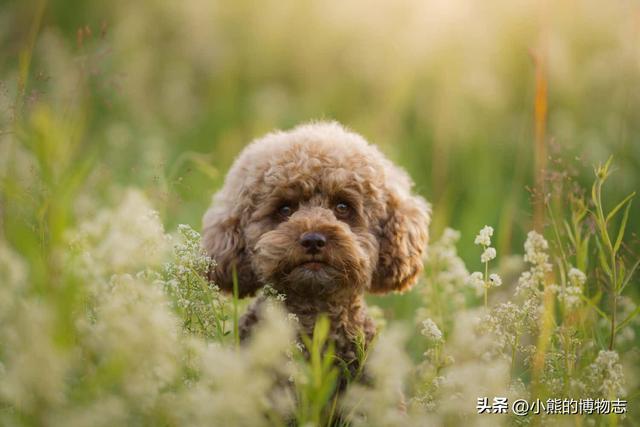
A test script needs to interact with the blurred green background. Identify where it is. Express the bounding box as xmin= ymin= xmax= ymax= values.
xmin=1 ymin=0 xmax=639 ymax=279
